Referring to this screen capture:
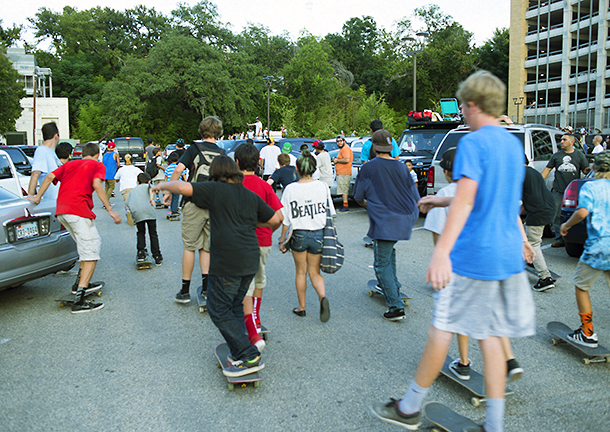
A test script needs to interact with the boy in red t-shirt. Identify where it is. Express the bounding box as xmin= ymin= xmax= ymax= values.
xmin=234 ymin=143 xmax=283 ymax=349
xmin=29 ymin=142 xmax=121 ymax=313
